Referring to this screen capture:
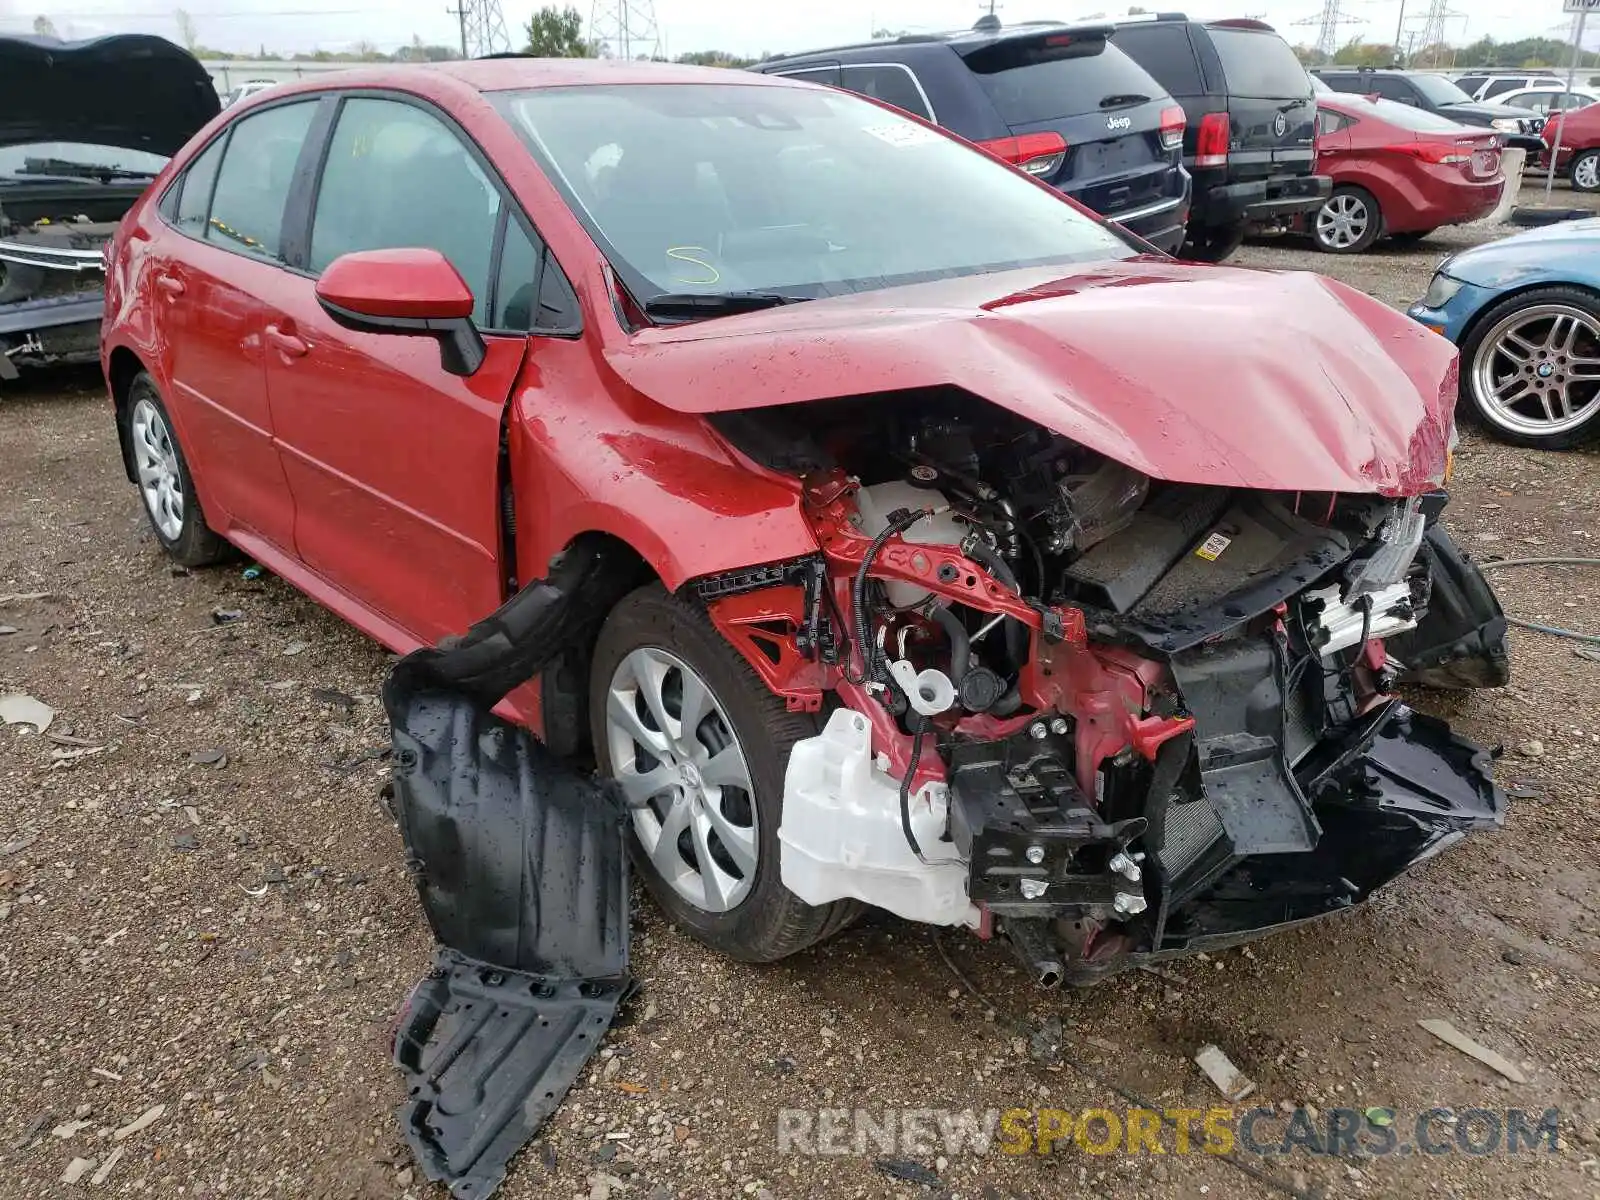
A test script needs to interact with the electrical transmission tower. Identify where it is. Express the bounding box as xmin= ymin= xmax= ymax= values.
xmin=590 ymin=0 xmax=661 ymax=60
xmin=1413 ymin=0 xmax=1453 ymax=57
xmin=1293 ymin=0 xmax=1362 ymax=57
xmin=446 ymin=0 xmax=511 ymax=58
